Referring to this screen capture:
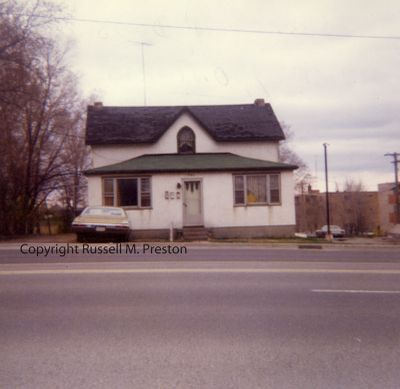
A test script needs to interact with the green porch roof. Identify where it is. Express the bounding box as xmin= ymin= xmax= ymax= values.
xmin=85 ymin=153 xmax=298 ymax=175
